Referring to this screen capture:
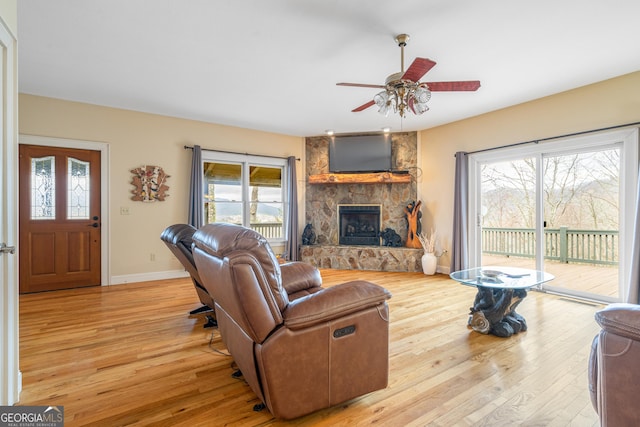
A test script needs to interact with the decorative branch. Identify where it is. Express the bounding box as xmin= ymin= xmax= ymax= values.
xmin=417 ymin=229 xmax=437 ymax=253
